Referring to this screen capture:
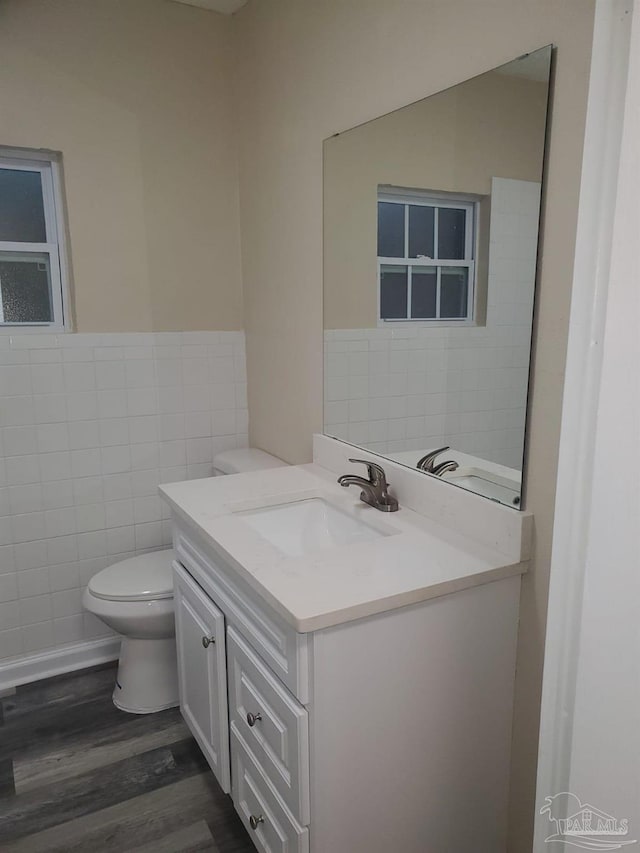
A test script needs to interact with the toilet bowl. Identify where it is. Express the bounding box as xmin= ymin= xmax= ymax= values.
xmin=83 ymin=550 xmax=177 ymax=714
xmin=83 ymin=447 xmax=288 ymax=714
